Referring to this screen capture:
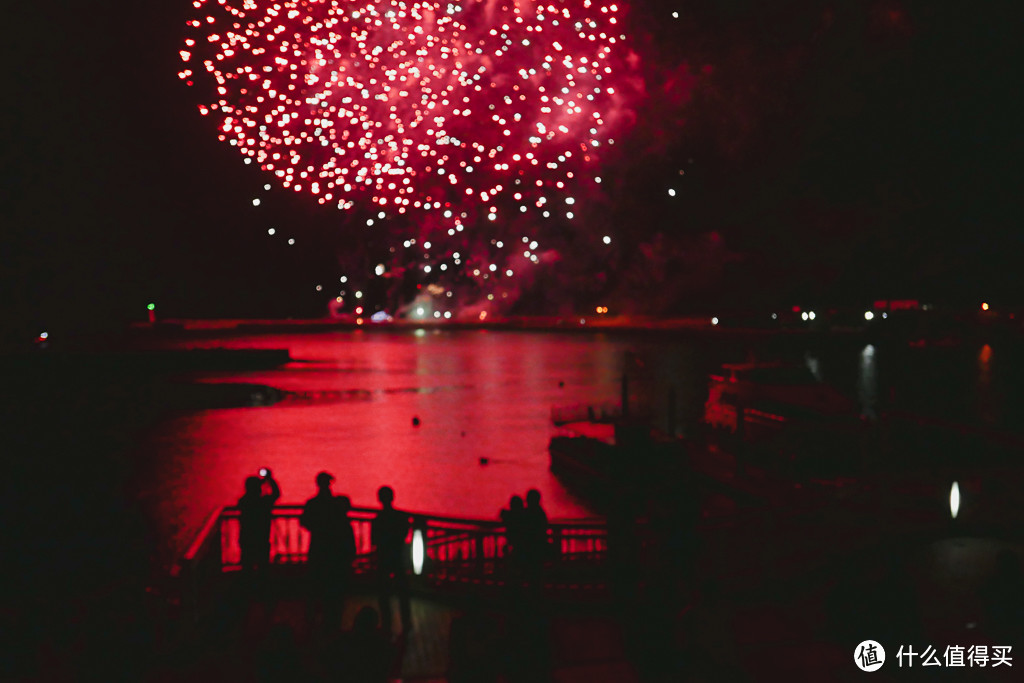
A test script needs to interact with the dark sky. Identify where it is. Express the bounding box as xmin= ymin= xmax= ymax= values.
xmin=4 ymin=0 xmax=1022 ymax=338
